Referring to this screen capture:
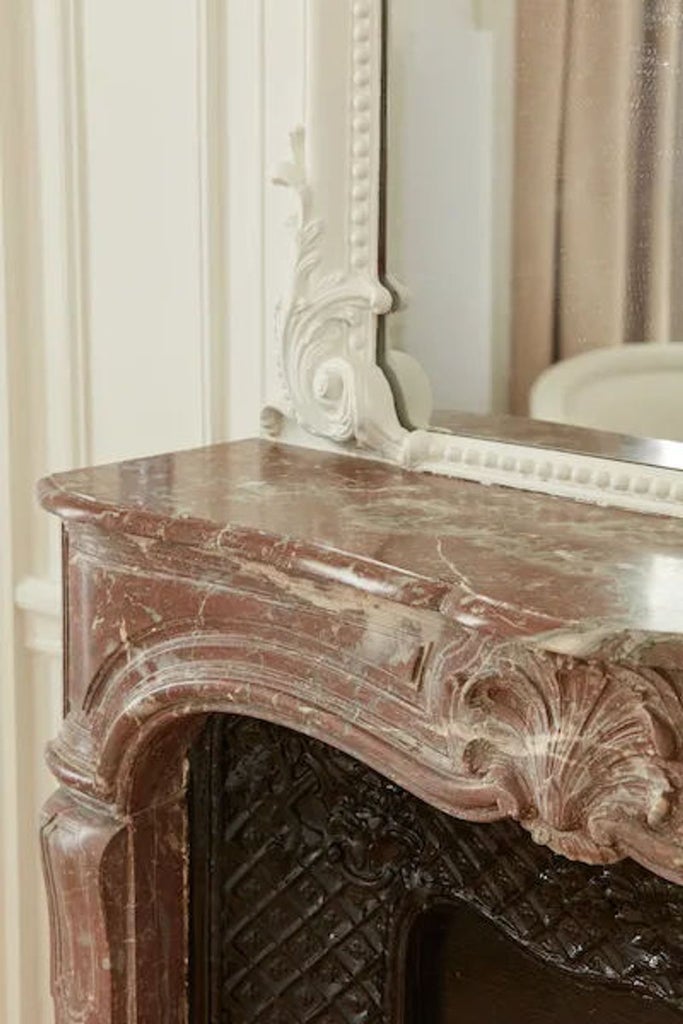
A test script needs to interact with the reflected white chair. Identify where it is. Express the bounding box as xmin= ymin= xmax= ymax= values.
xmin=529 ymin=343 xmax=683 ymax=442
